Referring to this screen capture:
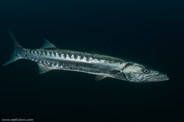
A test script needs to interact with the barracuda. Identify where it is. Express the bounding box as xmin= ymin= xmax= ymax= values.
xmin=2 ymin=32 xmax=169 ymax=82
